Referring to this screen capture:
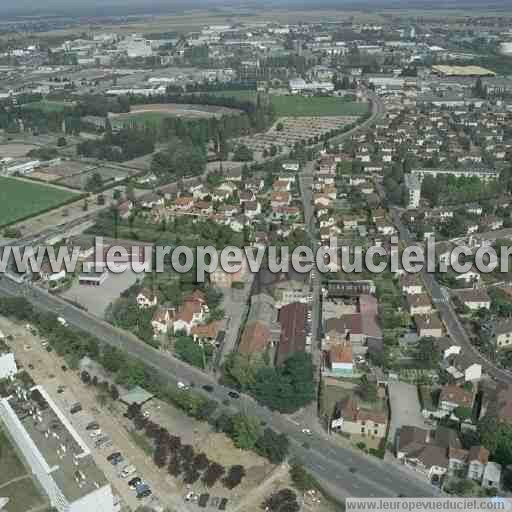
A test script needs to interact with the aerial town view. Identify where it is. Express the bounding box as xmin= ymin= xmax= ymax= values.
xmin=2 ymin=0 xmax=512 ymax=511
